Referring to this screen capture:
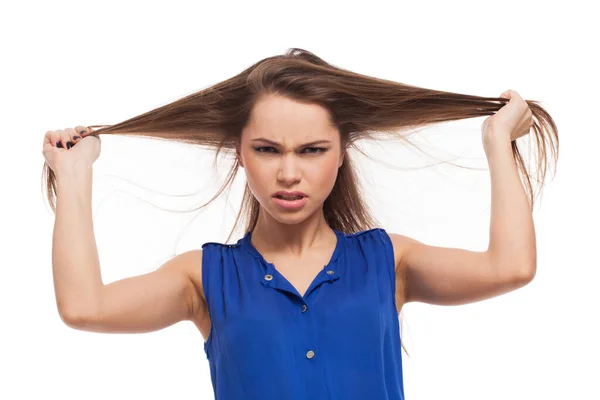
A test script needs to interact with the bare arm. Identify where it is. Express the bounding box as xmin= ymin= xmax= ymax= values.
xmin=75 ymin=250 xmax=203 ymax=334
xmin=52 ymin=166 xmax=102 ymax=321
xmin=392 ymin=234 xmax=528 ymax=306
xmin=390 ymin=130 xmax=536 ymax=306
xmin=52 ymin=167 xmax=204 ymax=333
